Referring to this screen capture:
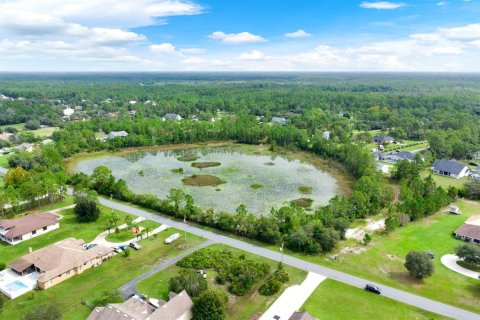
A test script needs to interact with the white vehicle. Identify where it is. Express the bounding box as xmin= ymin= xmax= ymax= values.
xmin=164 ymin=233 xmax=181 ymax=244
